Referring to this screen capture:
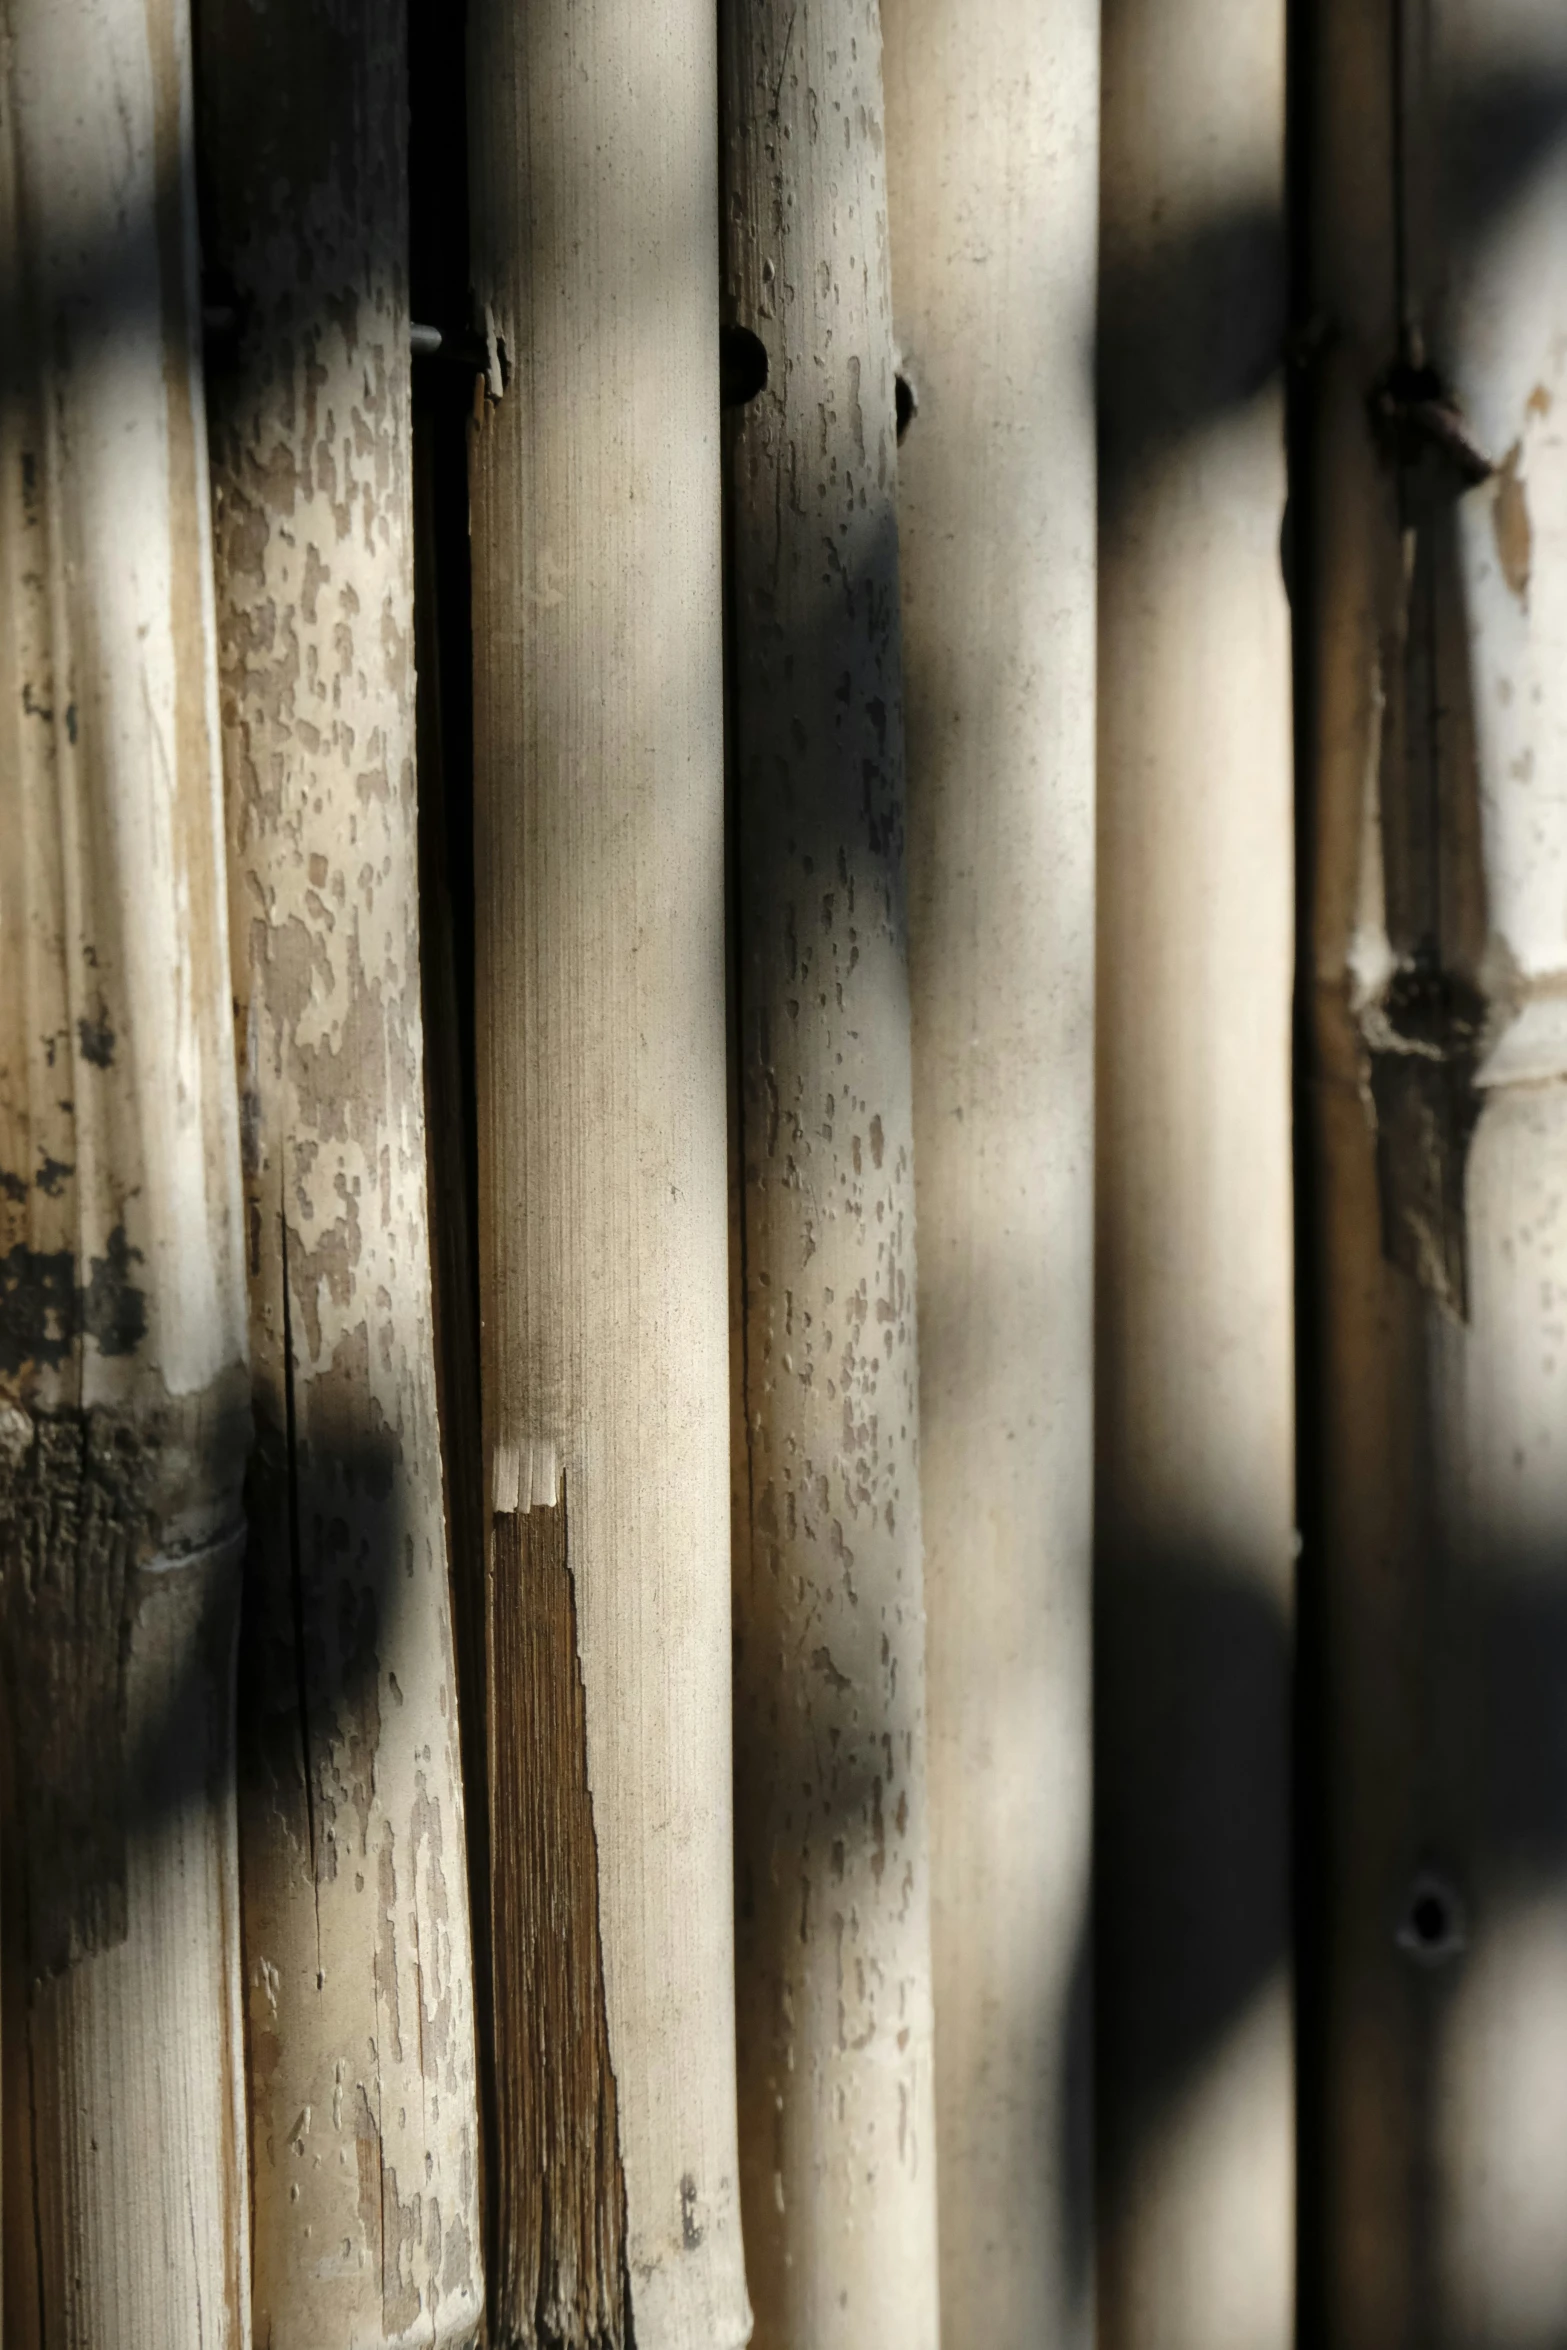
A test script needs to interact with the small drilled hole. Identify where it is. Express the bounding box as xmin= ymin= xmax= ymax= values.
xmin=1412 ymin=1892 xmax=1448 ymax=1945
xmin=721 ymin=324 xmax=769 ymax=409
xmin=895 ymin=371 xmax=917 ymax=441
xmin=1398 ymin=1870 xmax=1466 ymax=1967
